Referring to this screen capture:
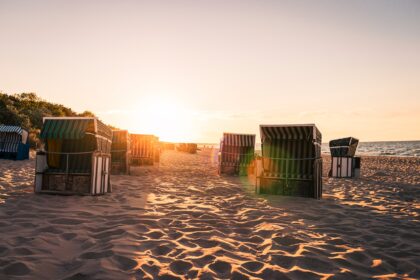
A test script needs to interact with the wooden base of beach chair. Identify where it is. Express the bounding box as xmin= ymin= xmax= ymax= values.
xmin=219 ymin=164 xmax=252 ymax=176
xmin=330 ymin=156 xmax=361 ymax=178
xmin=131 ymin=157 xmax=154 ymax=166
xmin=35 ymin=152 xmax=111 ymax=195
xmin=0 ymin=152 xmax=17 ymax=160
xmin=111 ymin=161 xmax=130 ymax=175
xmin=219 ymin=165 xmax=237 ymax=175
xmin=258 ymin=177 xmax=319 ymax=198
xmin=37 ymin=173 xmax=91 ymax=194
